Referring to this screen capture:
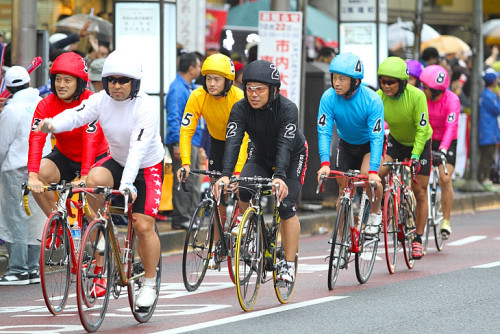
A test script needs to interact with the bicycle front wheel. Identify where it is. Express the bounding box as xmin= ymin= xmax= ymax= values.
xmin=235 ymin=208 xmax=263 ymax=311
xmin=328 ymin=200 xmax=349 ymax=290
xmin=402 ymin=191 xmax=416 ymax=270
xmin=76 ymin=219 xmax=111 ymax=332
xmin=383 ymin=192 xmax=398 ymax=274
xmin=433 ymin=190 xmax=445 ymax=251
xmin=128 ymin=225 xmax=162 ymax=323
xmin=182 ymin=200 xmax=214 ymax=292
xmin=355 ymin=197 xmax=378 ymax=284
xmin=273 ymin=217 xmax=298 ymax=304
xmin=40 ymin=212 xmax=71 ymax=315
